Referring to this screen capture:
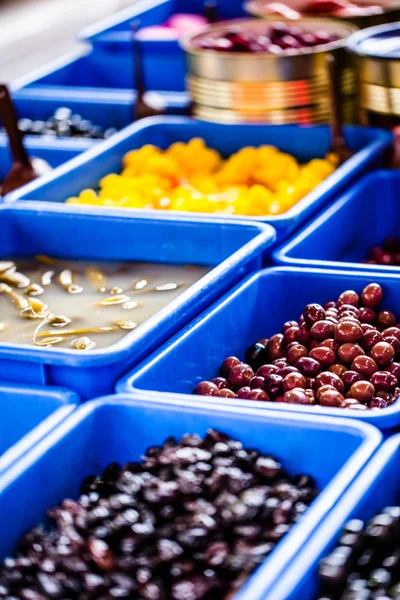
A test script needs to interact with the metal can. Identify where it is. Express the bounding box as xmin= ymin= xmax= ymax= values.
xmin=181 ymin=18 xmax=357 ymax=124
xmin=348 ymin=22 xmax=400 ymax=127
xmin=245 ymin=0 xmax=400 ymax=29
